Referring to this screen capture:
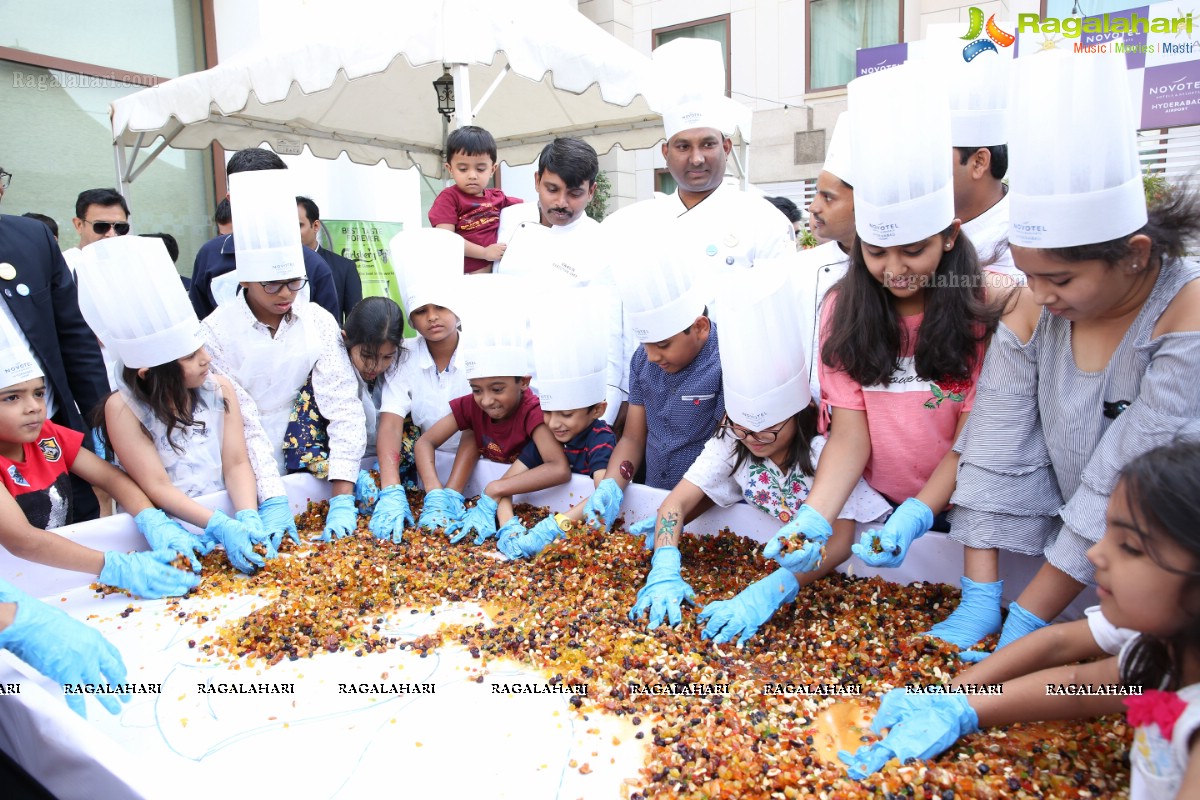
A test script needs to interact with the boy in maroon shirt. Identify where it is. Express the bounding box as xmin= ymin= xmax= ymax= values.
xmin=428 ymin=126 xmax=522 ymax=274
